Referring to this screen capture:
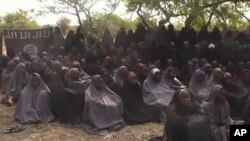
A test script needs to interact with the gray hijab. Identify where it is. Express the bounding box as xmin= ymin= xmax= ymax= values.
xmin=189 ymin=69 xmax=211 ymax=105
xmin=113 ymin=66 xmax=127 ymax=87
xmin=201 ymin=85 xmax=232 ymax=125
xmin=15 ymin=73 xmax=54 ymax=123
xmin=6 ymin=63 xmax=29 ymax=98
xmin=82 ymin=75 xmax=124 ymax=135
xmin=142 ymin=68 xmax=174 ymax=107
